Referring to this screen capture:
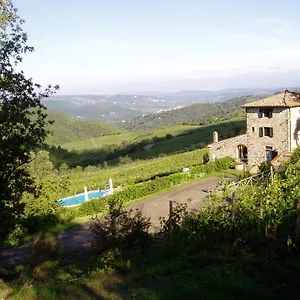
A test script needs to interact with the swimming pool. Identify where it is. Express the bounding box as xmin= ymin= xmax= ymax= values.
xmin=59 ymin=190 xmax=105 ymax=207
